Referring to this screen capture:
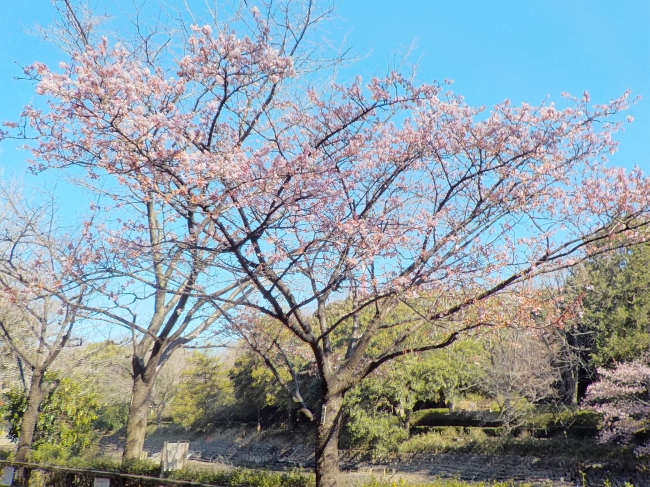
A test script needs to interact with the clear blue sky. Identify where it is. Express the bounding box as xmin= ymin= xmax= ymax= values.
xmin=1 ymin=0 xmax=649 ymax=180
